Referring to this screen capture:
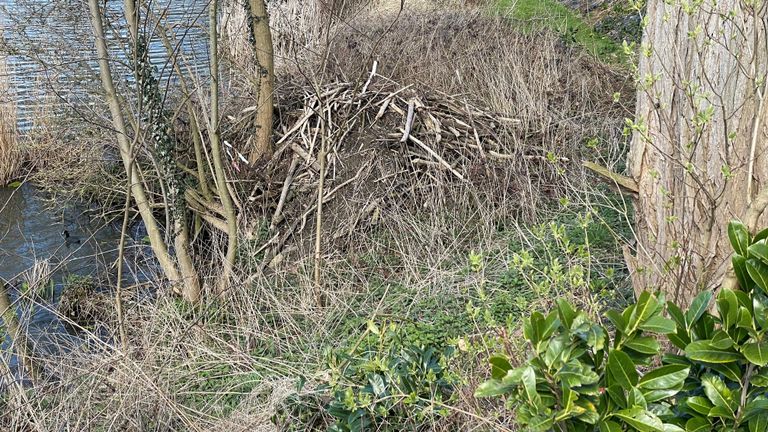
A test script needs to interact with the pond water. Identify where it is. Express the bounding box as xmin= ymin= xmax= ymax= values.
xmin=0 ymin=0 xmax=209 ymax=128
xmin=0 ymin=183 xmax=156 ymax=377
xmin=0 ymin=0 xmax=208 ymax=379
